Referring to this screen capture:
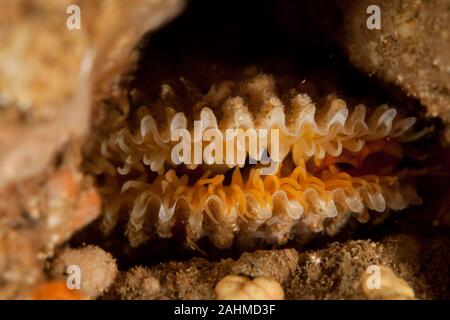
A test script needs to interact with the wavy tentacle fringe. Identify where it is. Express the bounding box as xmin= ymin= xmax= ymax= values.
xmin=88 ymin=79 xmax=431 ymax=176
xmin=87 ymin=73 xmax=430 ymax=249
xmin=101 ymin=161 xmax=421 ymax=248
